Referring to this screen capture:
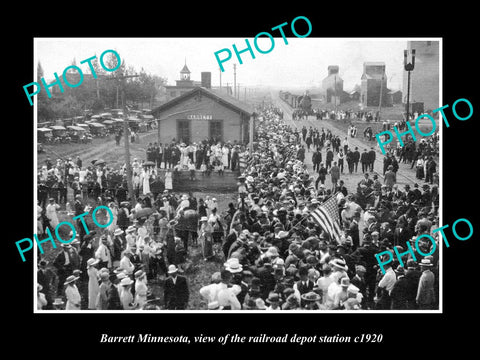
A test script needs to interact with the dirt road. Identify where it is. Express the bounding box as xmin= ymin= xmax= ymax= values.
xmin=271 ymin=92 xmax=422 ymax=192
